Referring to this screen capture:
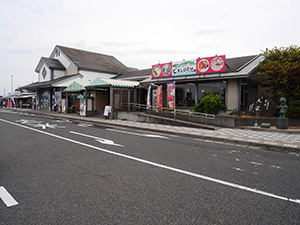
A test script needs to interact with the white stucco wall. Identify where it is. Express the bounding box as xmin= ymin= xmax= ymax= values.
xmin=38 ymin=62 xmax=51 ymax=82
xmin=227 ymin=79 xmax=239 ymax=111
xmin=53 ymin=70 xmax=65 ymax=79
xmin=79 ymin=70 xmax=116 ymax=82
xmin=52 ymin=50 xmax=73 ymax=72
xmin=52 ymin=49 xmax=79 ymax=75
